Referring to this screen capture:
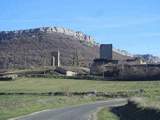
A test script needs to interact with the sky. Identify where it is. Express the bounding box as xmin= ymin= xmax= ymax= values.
xmin=0 ymin=0 xmax=160 ymax=55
